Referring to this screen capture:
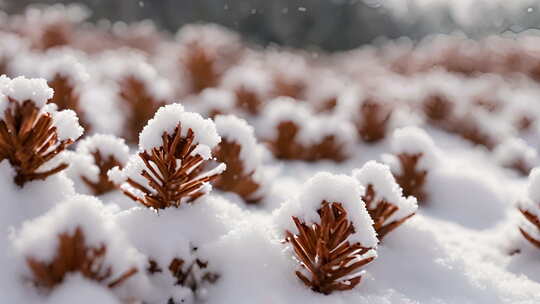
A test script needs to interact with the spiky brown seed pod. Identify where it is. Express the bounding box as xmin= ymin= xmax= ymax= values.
xmin=393 ymin=153 xmax=428 ymax=203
